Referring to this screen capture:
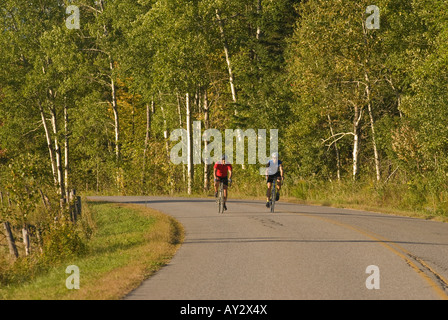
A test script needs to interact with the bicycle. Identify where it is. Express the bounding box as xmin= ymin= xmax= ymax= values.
xmin=216 ymin=180 xmax=225 ymax=214
xmin=216 ymin=178 xmax=232 ymax=213
xmin=269 ymin=179 xmax=277 ymax=213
